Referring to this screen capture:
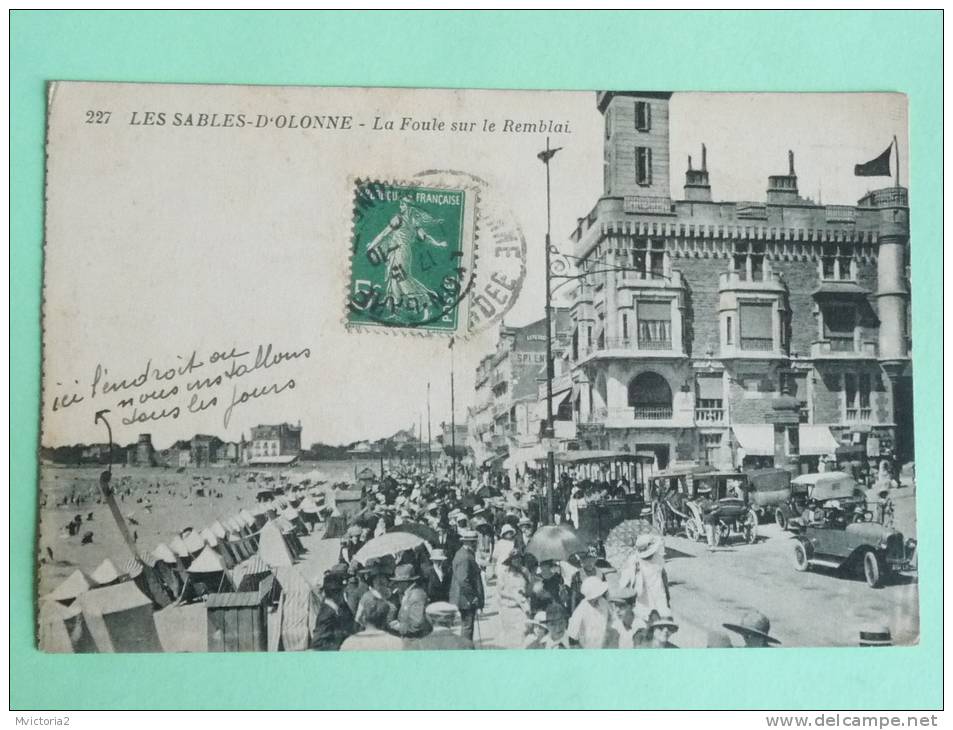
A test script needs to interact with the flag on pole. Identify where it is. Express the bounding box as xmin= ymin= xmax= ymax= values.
xmin=854 ymin=143 xmax=893 ymax=177
xmin=448 ymin=336 xmax=455 ymax=350
xmin=537 ymin=147 xmax=563 ymax=163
